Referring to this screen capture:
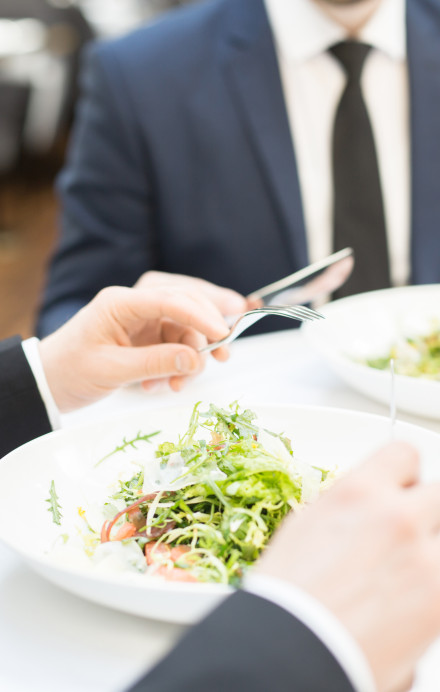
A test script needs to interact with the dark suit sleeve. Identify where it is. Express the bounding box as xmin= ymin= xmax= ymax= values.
xmin=127 ymin=591 xmax=356 ymax=692
xmin=0 ymin=337 xmax=52 ymax=457
xmin=37 ymin=43 xmax=156 ymax=337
